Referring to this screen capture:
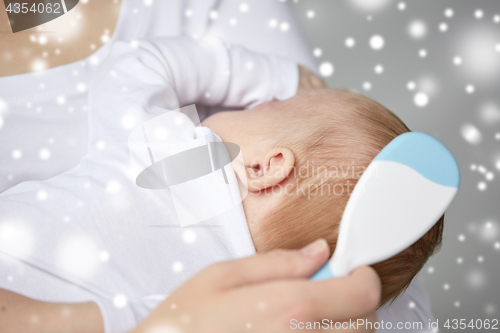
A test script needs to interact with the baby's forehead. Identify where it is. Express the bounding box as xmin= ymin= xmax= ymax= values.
xmin=287 ymin=89 xmax=351 ymax=112
xmin=296 ymin=89 xmax=354 ymax=104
